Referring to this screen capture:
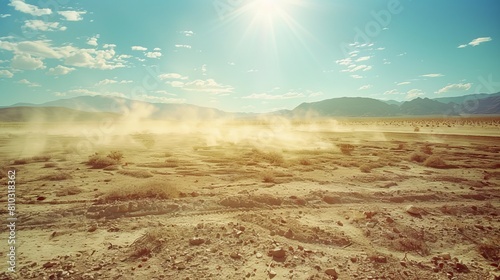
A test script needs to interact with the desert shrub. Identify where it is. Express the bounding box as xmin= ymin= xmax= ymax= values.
xmin=87 ymin=154 xmax=119 ymax=169
xmin=339 ymin=144 xmax=355 ymax=155
xmin=478 ymin=243 xmax=499 ymax=262
xmin=55 ymin=186 xmax=83 ymax=196
xmin=414 ymin=126 xmax=420 ymax=132
xmin=130 ymin=228 xmax=168 ymax=259
xmin=393 ymin=237 xmax=429 ymax=256
xmin=359 ymin=164 xmax=372 ymax=173
xmin=409 ymin=152 xmax=428 ymax=163
xmin=298 ymin=158 xmax=312 ymax=165
xmin=423 ymin=155 xmax=448 ymax=168
xmin=103 ymin=181 xmax=178 ymax=202
xmin=32 ymin=155 xmax=52 ymax=162
xmin=13 ymin=158 xmax=30 ymax=165
xmin=262 ymin=171 xmax=276 ymax=183
xmin=250 ymin=148 xmax=284 ymax=165
xmin=107 ymin=151 xmax=124 ymax=162
xmin=43 ymin=162 xmax=58 ymax=168
xmin=420 ymin=145 xmax=433 ymax=155
xmin=117 ymin=169 xmax=153 ymax=178
xmin=43 ymin=172 xmax=72 ymax=181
